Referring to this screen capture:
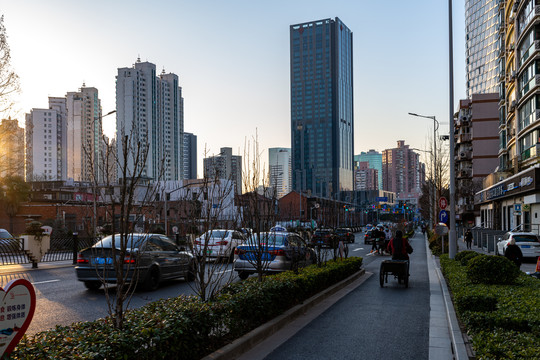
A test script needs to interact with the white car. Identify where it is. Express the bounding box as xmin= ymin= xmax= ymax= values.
xmin=193 ymin=229 xmax=245 ymax=262
xmin=496 ymin=232 xmax=540 ymax=258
